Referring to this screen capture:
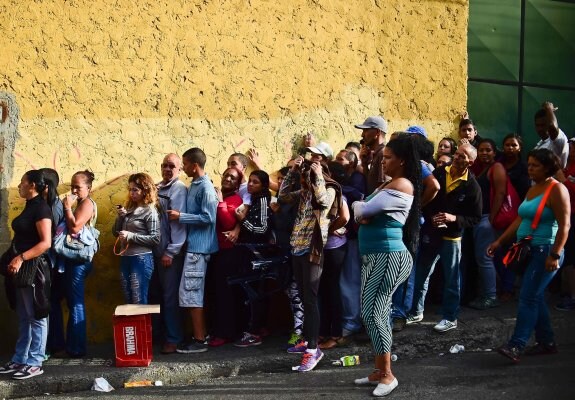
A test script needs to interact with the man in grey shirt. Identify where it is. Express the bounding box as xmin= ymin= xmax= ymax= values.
xmin=154 ymin=153 xmax=188 ymax=354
